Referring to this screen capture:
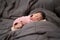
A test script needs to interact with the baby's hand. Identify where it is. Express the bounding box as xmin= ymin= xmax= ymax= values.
xmin=14 ymin=22 xmax=23 ymax=29
xmin=11 ymin=22 xmax=24 ymax=31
